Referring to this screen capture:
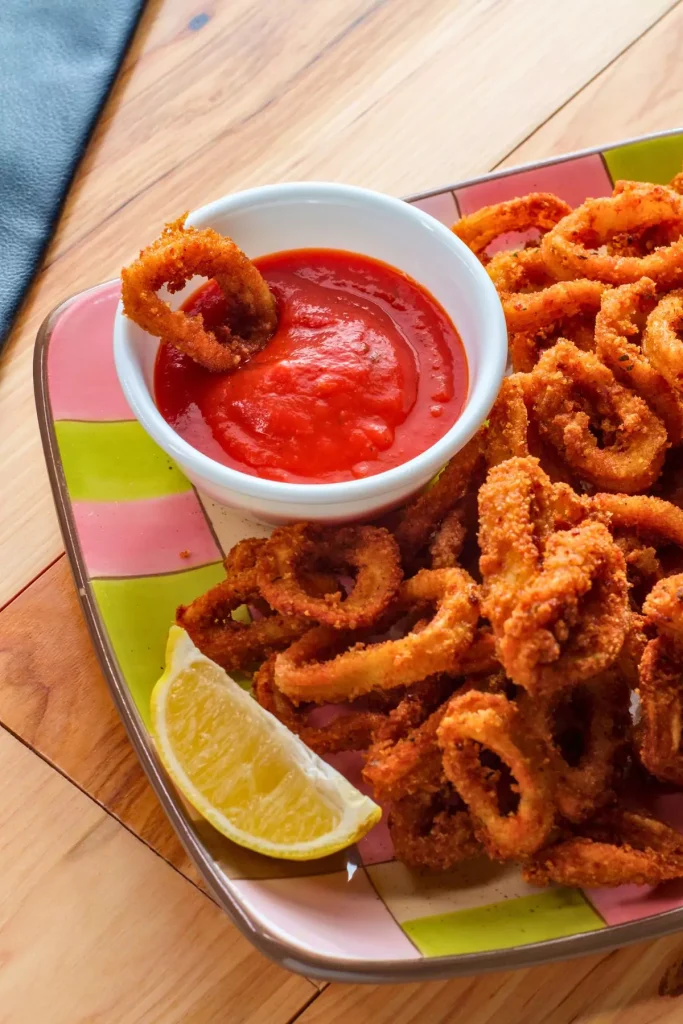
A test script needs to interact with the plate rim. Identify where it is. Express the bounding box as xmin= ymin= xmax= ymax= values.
xmin=33 ymin=125 xmax=683 ymax=983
